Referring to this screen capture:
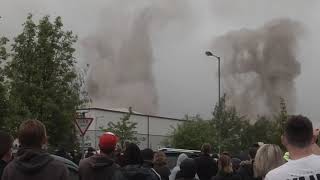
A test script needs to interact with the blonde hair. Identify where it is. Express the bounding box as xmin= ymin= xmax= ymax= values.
xmin=254 ymin=144 xmax=285 ymax=178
